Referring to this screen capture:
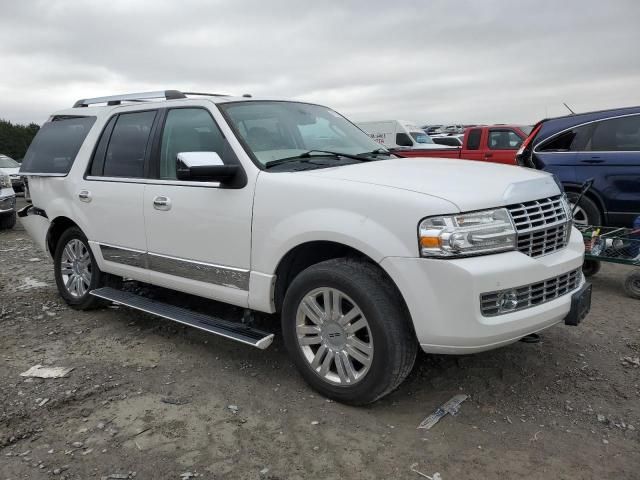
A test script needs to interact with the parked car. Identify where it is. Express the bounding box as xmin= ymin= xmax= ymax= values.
xmin=432 ymin=135 xmax=463 ymax=147
xmin=395 ymin=125 xmax=531 ymax=164
xmin=0 ymin=154 xmax=23 ymax=192
xmin=0 ymin=171 xmax=16 ymax=229
xmin=357 ymin=120 xmax=453 ymax=149
xmin=19 ymin=90 xmax=590 ymax=404
xmin=422 ymin=125 xmax=443 ymax=136
xmin=517 ymin=106 xmax=640 ymax=227
xmin=443 ymin=124 xmax=465 ymax=134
